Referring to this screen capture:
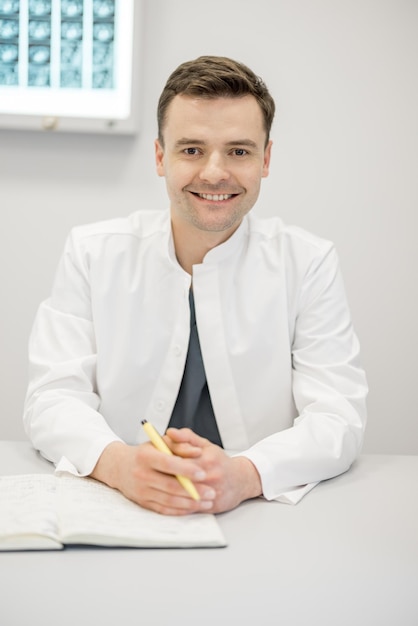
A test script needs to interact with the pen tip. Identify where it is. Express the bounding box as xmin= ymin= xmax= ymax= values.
xmin=141 ymin=419 xmax=147 ymax=425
